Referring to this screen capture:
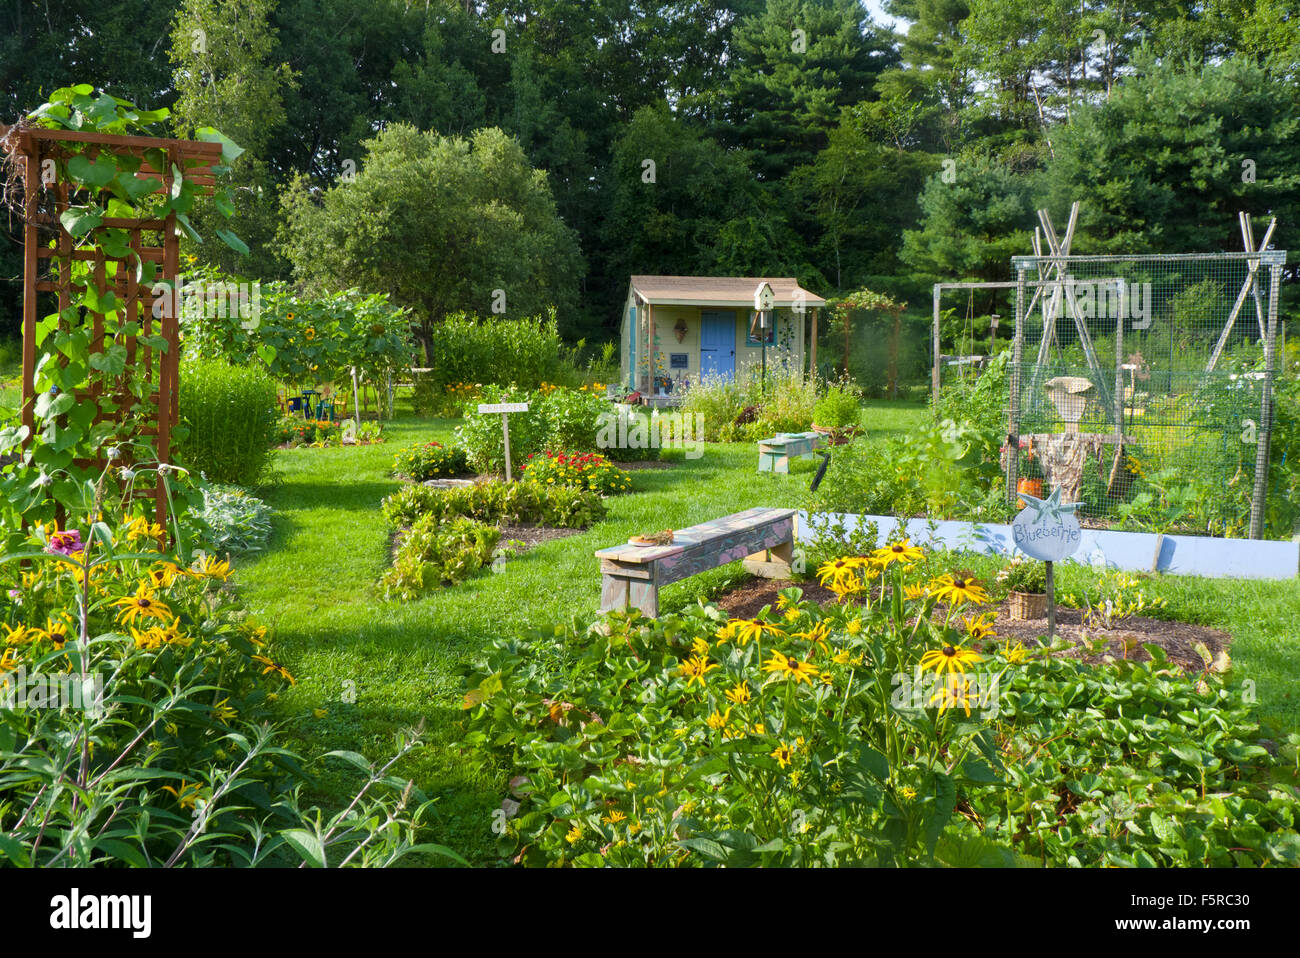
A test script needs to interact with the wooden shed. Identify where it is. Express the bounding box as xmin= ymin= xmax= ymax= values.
xmin=620 ymin=275 xmax=826 ymax=394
